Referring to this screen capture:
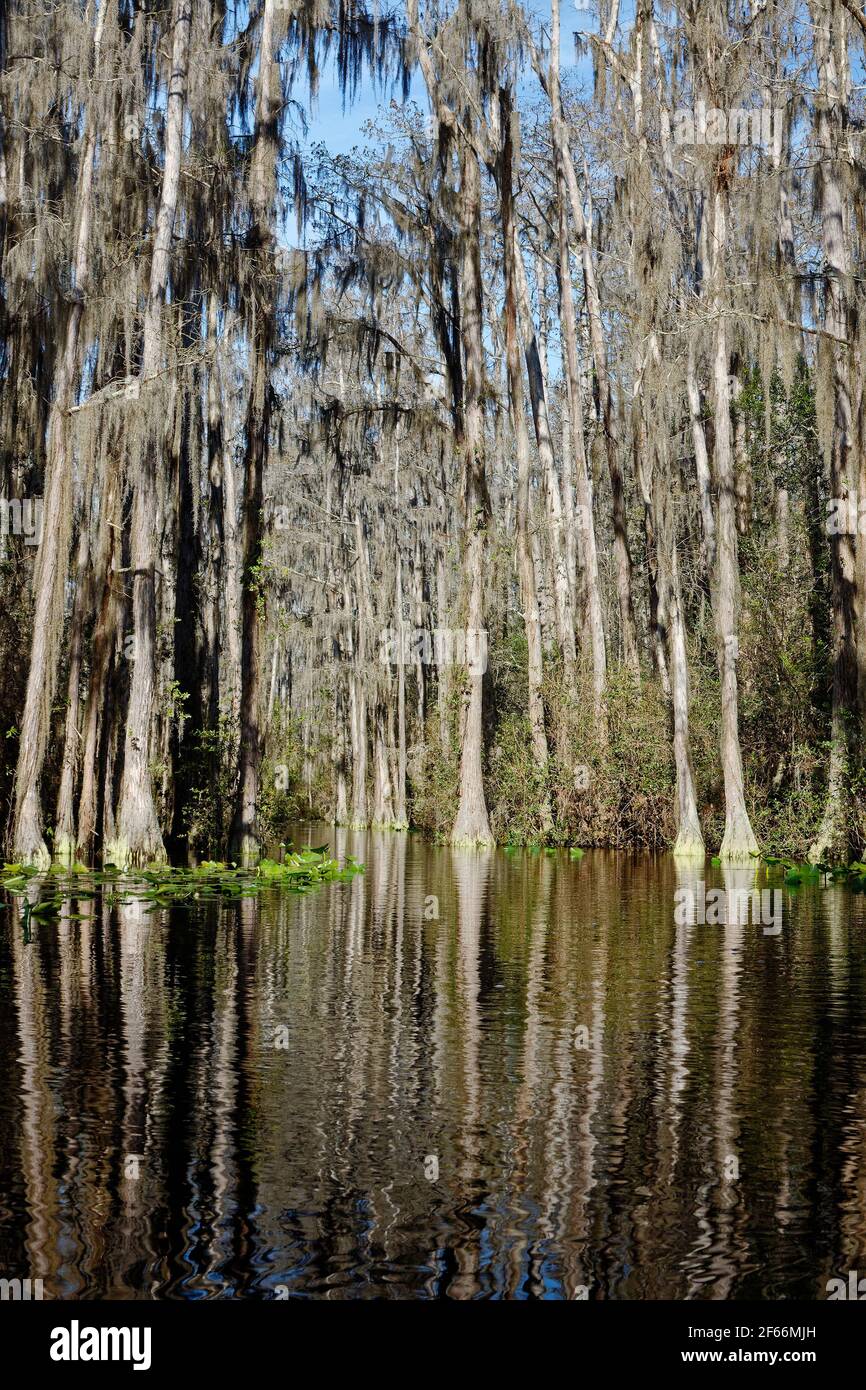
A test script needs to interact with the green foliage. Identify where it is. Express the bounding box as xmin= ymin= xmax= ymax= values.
xmin=547 ymin=663 xmax=675 ymax=849
xmin=405 ymin=688 xmax=462 ymax=839
xmin=180 ymin=715 xmax=239 ymax=858
xmin=0 ymin=848 xmax=364 ymax=922
xmin=258 ymin=710 xmax=325 ymax=844
xmin=488 ymin=710 xmax=555 ymax=844
xmin=271 ymin=366 xmax=855 ymax=860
